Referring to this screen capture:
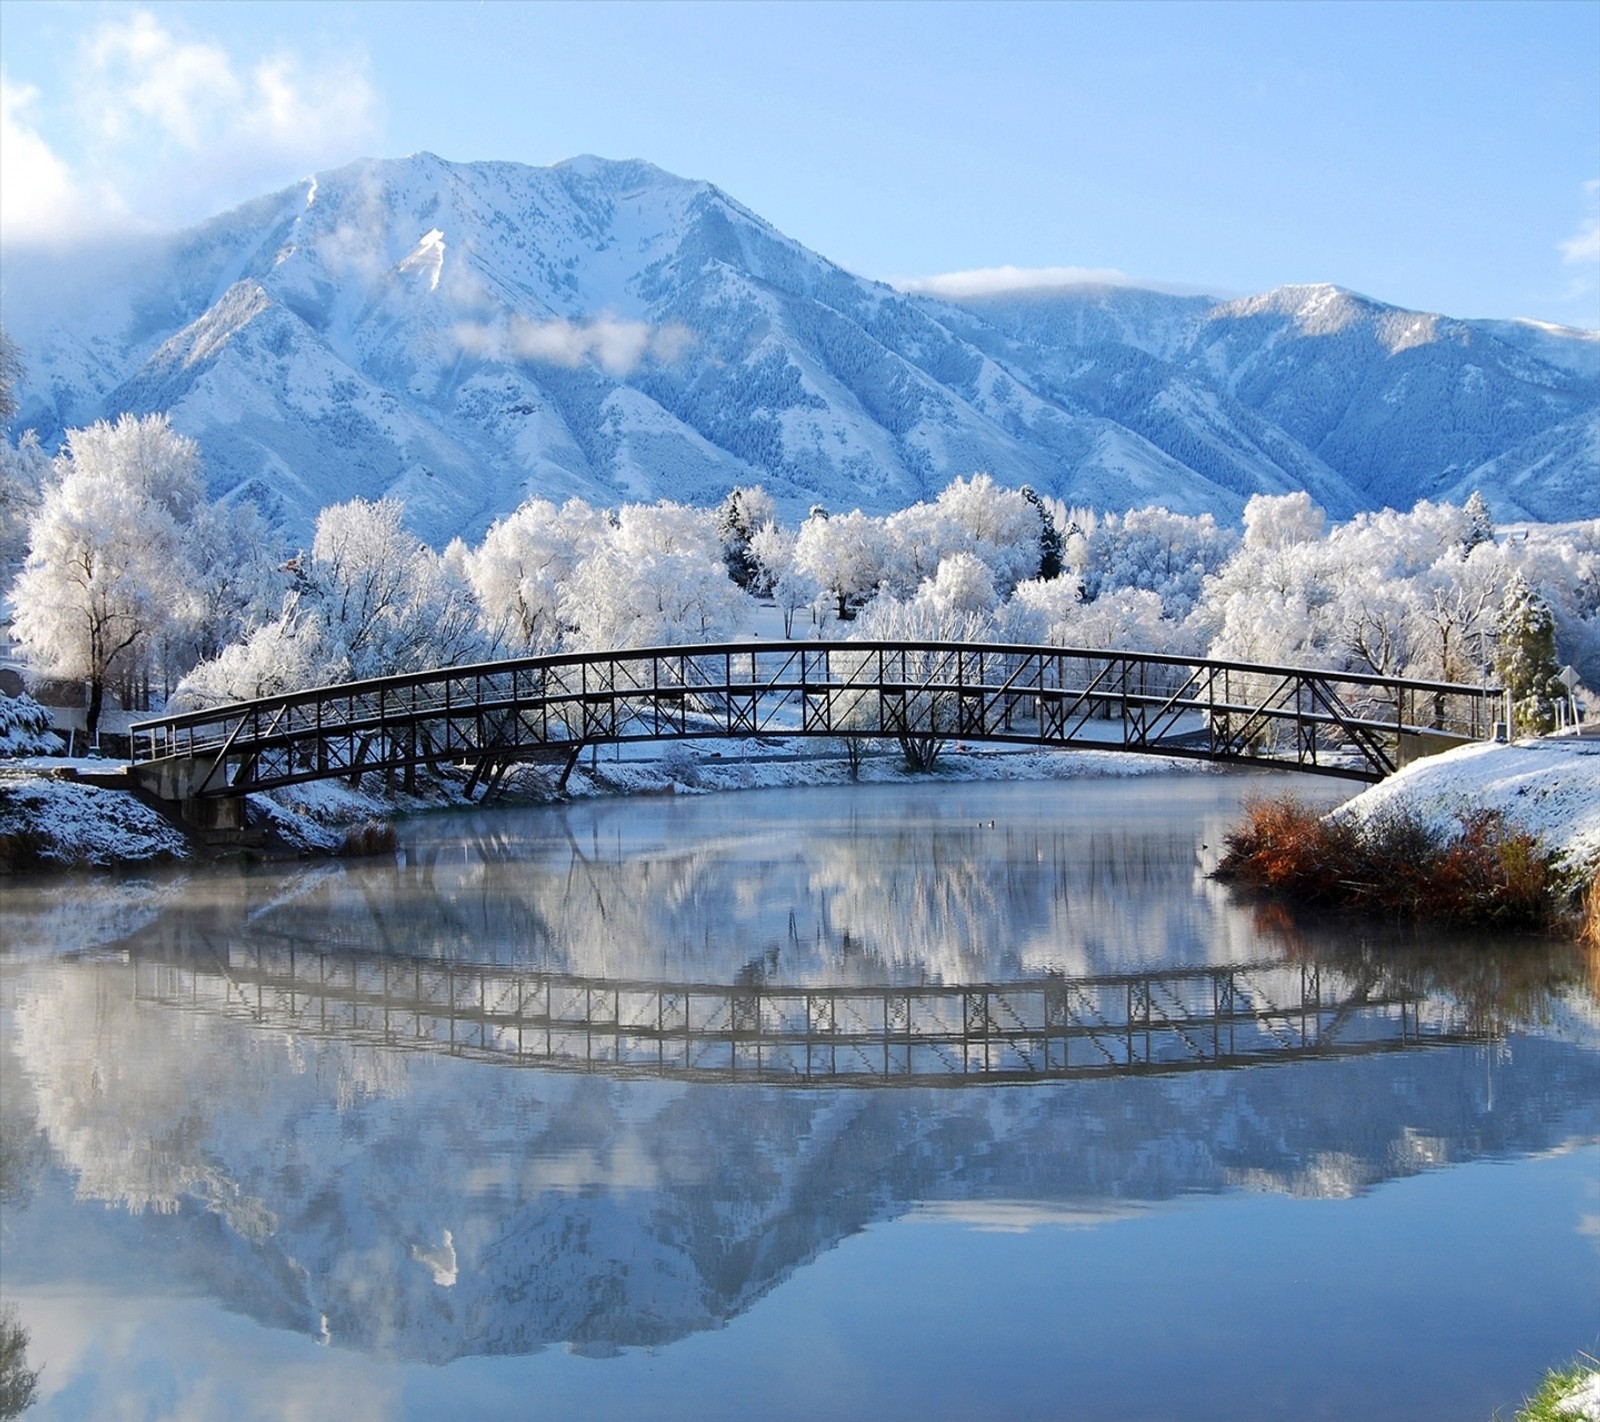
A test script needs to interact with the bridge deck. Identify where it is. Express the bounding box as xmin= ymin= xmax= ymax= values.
xmin=130 ymin=640 xmax=1500 ymax=807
